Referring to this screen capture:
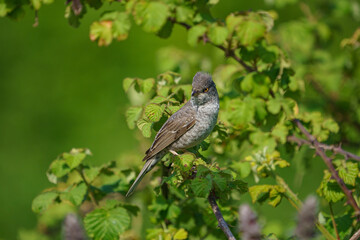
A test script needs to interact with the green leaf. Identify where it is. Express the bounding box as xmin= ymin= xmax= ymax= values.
xmin=175 ymin=6 xmax=194 ymax=22
xmin=84 ymin=167 xmax=101 ymax=183
xmin=174 ymin=229 xmax=188 ymax=240
xmin=47 ymin=159 xmax=70 ymax=182
xmin=322 ymin=119 xmax=339 ymax=133
xmin=89 ymin=21 xmax=113 ymax=46
xmin=249 ymin=184 xmax=273 ymax=203
xmin=208 ymin=24 xmax=228 ymax=45
xmin=137 ymin=2 xmax=169 ymax=33
xmin=226 ymin=13 xmax=243 ymax=33
xmin=213 ymin=173 xmax=227 ymax=191
xmin=141 ymin=78 xmax=155 ymax=94
xmin=175 ymin=153 xmax=195 ymax=172
xmin=166 ymin=204 xmax=181 ymax=220
xmin=317 ymin=171 xmax=344 ymax=202
xmin=271 ymin=124 xmax=288 ymax=144
xmin=236 ymin=17 xmax=266 ymax=46
xmin=191 ymin=175 xmax=212 ymax=198
xmin=336 ymin=161 xmax=359 ymax=186
xmin=31 ymin=0 xmax=41 ymax=10
xmin=144 ymin=104 xmax=164 ymax=122
xmin=187 ymin=25 xmax=207 ymax=47
xmin=137 ymin=119 xmax=152 ymax=138
xmin=157 ymin=20 xmax=173 ymax=39
xmin=267 ymin=98 xmax=282 ymax=114
xmin=63 ymin=182 xmax=87 ymax=206
xmin=112 ymin=12 xmax=131 ymax=41
xmin=63 ymin=151 xmax=86 ymax=169
xmin=123 ymin=77 xmax=134 ymax=92
xmin=84 ymin=207 xmax=130 ymax=240
xmin=240 ymin=73 xmax=271 ymax=98
xmin=125 ymin=106 xmax=142 ymax=129
xmin=32 ymin=192 xmax=58 ymax=213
